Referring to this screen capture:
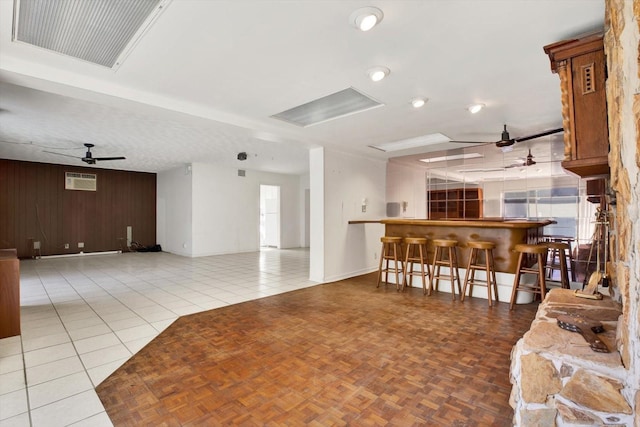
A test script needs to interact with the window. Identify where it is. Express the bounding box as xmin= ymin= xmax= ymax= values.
xmin=504 ymin=187 xmax=579 ymax=238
